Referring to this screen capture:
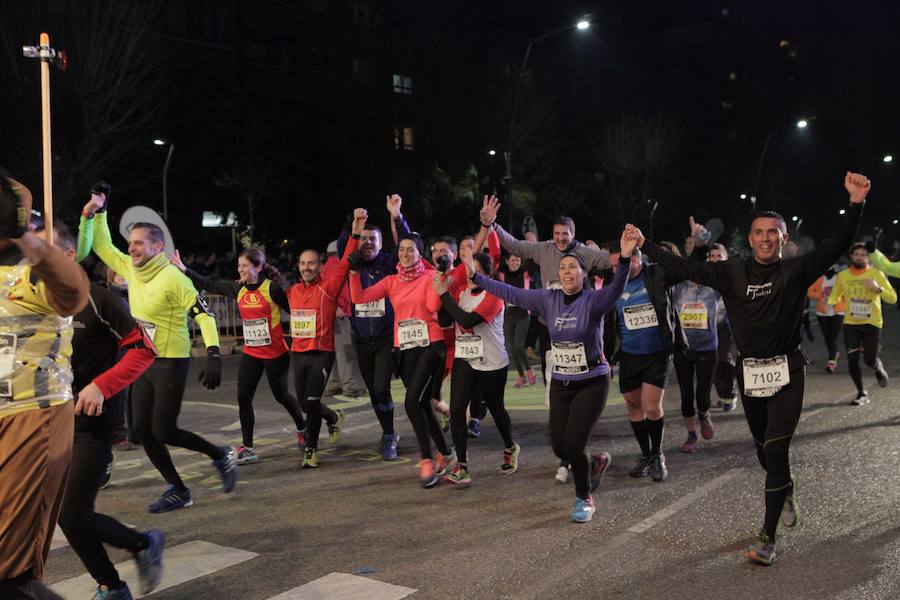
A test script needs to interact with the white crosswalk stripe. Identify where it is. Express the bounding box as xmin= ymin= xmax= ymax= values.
xmin=266 ymin=572 xmax=416 ymax=600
